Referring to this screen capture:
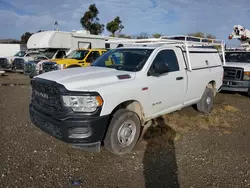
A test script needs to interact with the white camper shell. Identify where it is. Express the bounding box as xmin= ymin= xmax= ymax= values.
xmin=29 ymin=36 xmax=225 ymax=155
